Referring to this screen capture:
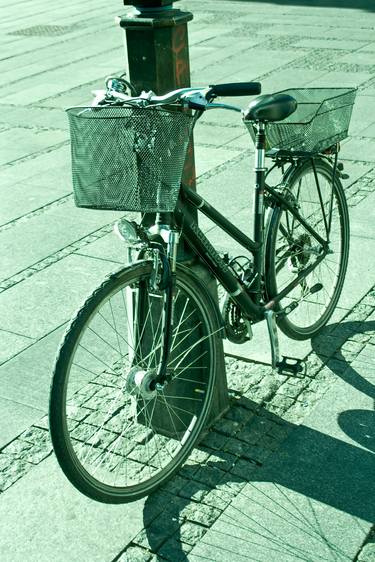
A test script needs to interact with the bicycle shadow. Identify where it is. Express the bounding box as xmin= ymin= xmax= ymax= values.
xmin=312 ymin=319 xmax=375 ymax=402
xmin=141 ymin=319 xmax=375 ymax=561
